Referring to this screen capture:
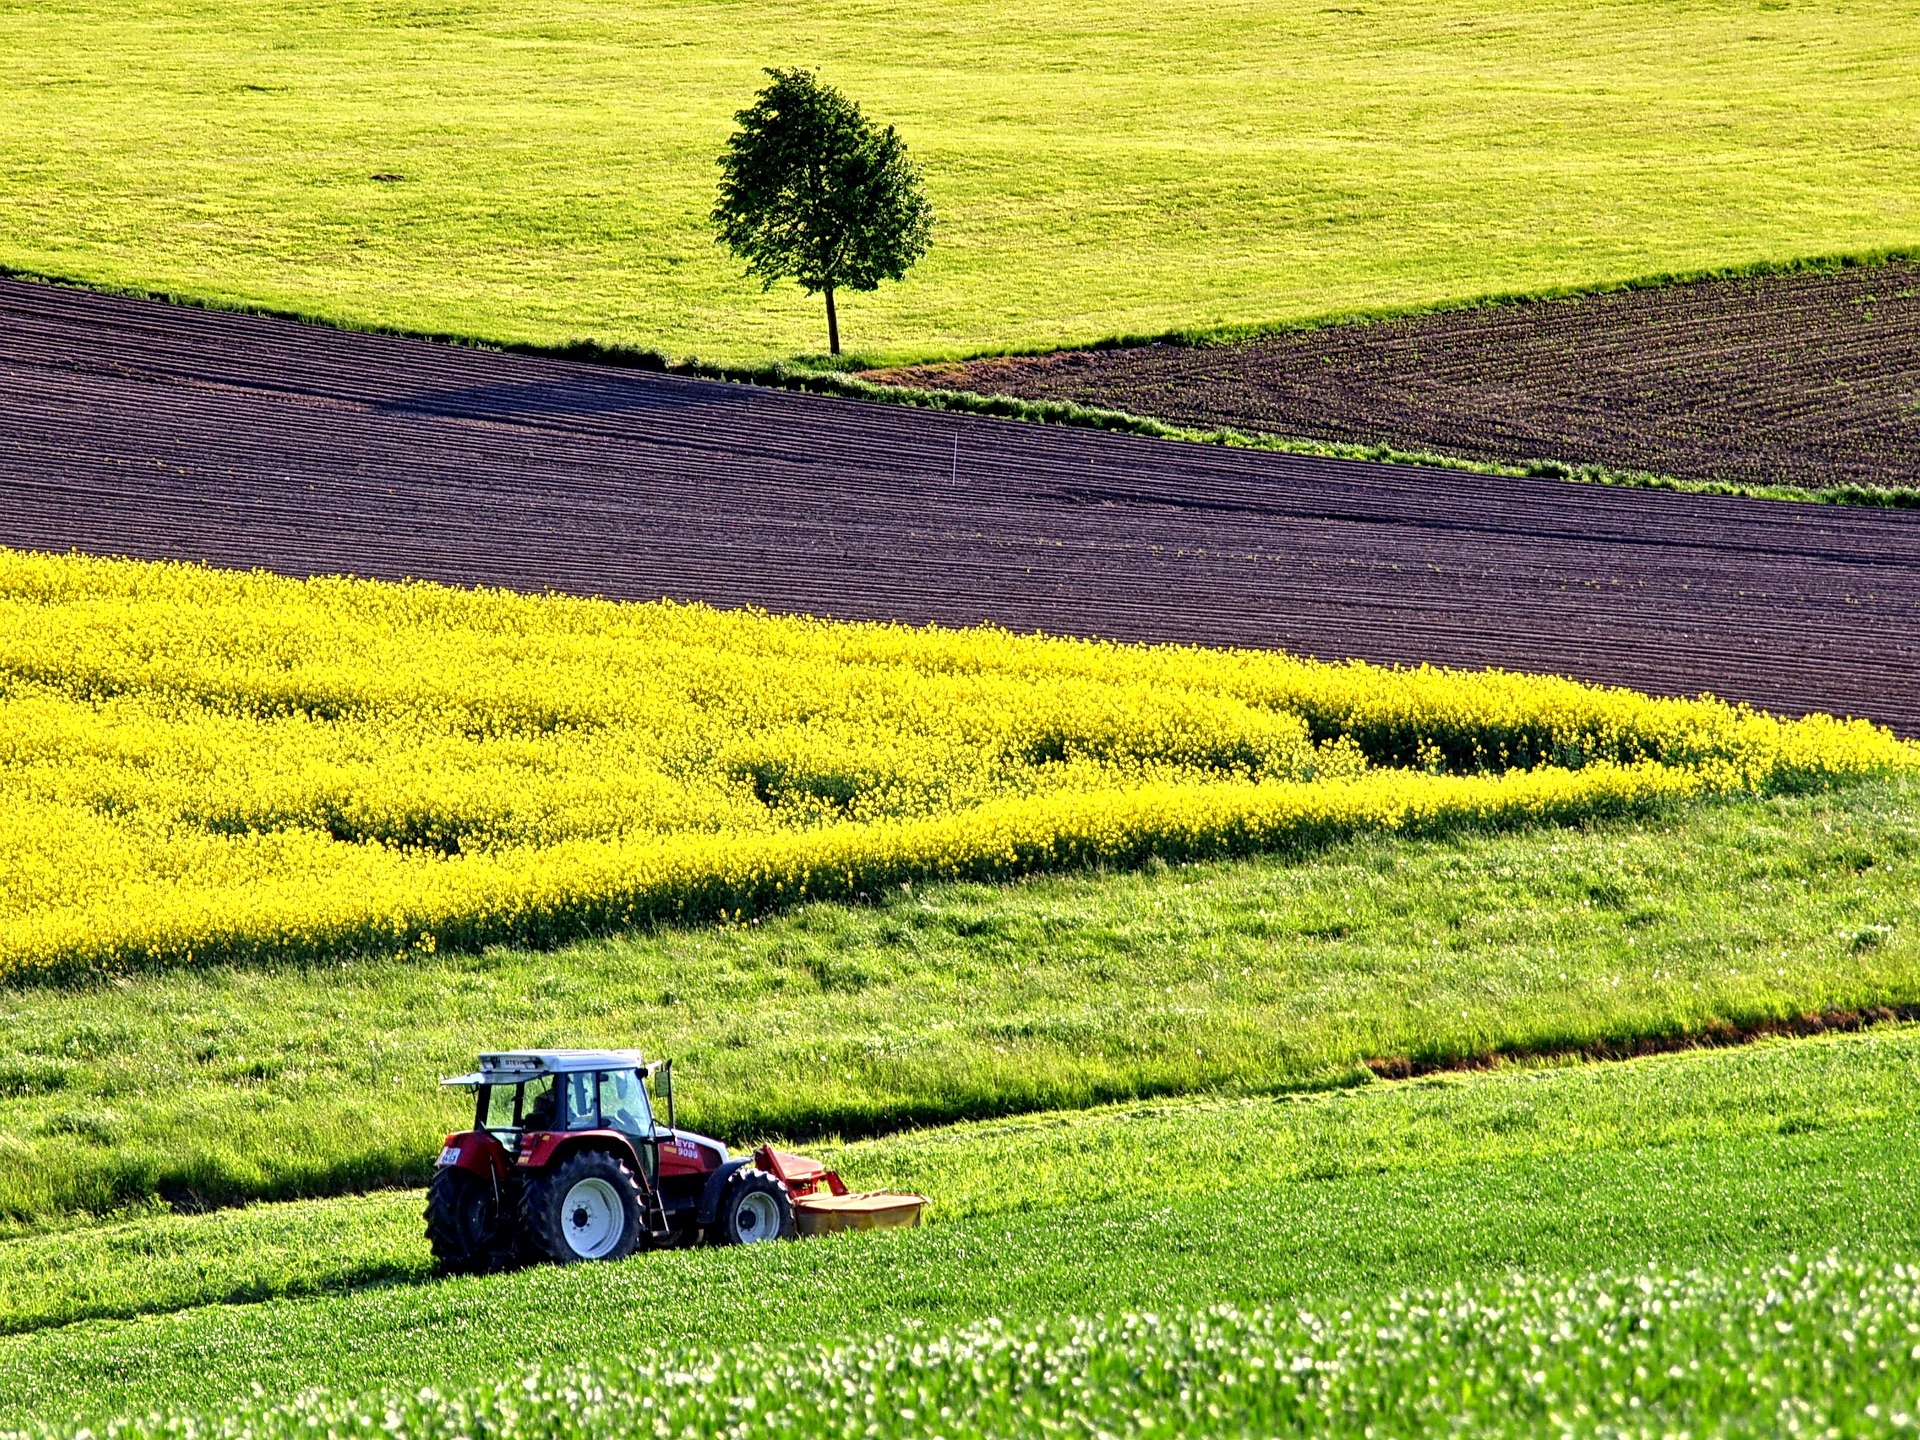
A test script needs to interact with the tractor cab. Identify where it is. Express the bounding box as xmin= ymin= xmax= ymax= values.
xmin=450 ymin=1050 xmax=680 ymax=1181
